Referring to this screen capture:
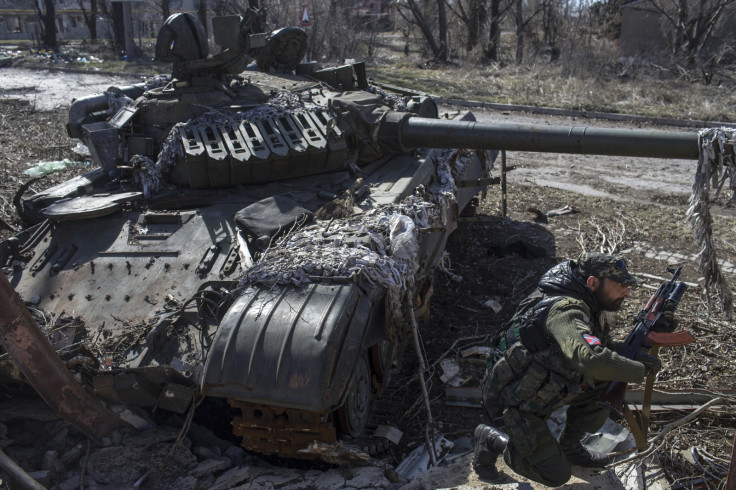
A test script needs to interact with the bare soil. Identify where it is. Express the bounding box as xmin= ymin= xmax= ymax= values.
xmin=1 ymin=68 xmax=735 ymax=489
